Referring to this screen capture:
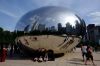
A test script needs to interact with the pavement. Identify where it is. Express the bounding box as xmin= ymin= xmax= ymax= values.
xmin=0 ymin=48 xmax=100 ymax=66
